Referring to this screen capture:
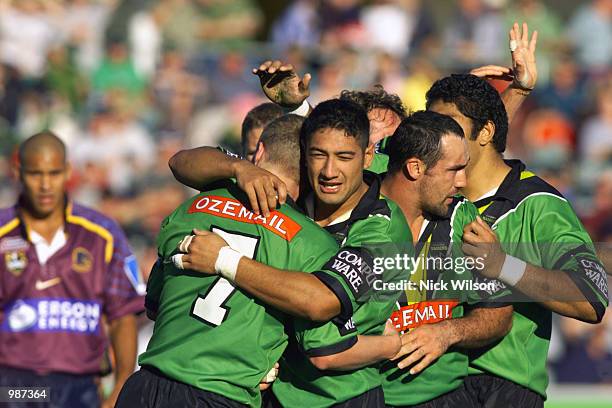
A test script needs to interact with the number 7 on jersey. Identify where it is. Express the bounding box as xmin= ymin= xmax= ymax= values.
xmin=190 ymin=227 xmax=260 ymax=327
